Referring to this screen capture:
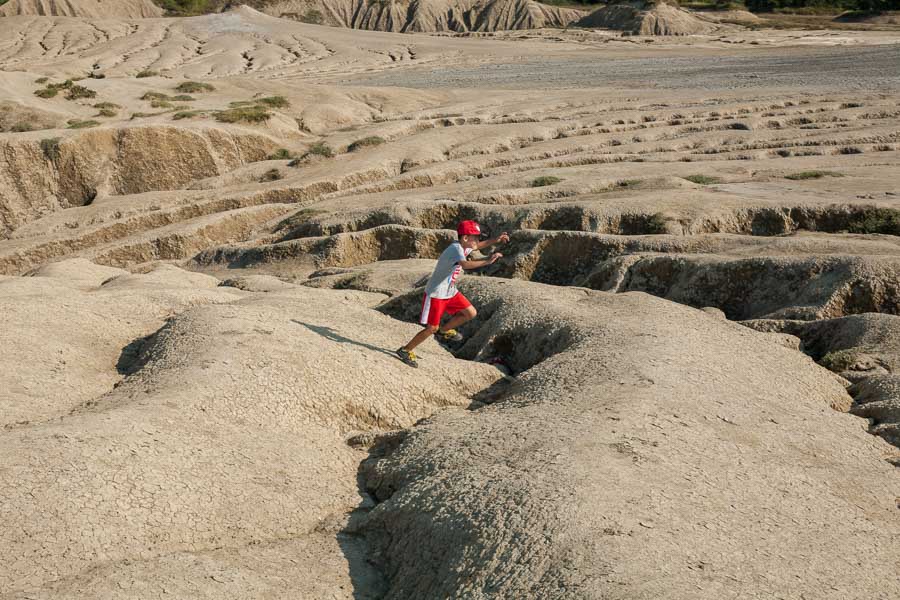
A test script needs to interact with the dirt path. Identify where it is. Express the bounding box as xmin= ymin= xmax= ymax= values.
xmin=346 ymin=43 xmax=900 ymax=90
